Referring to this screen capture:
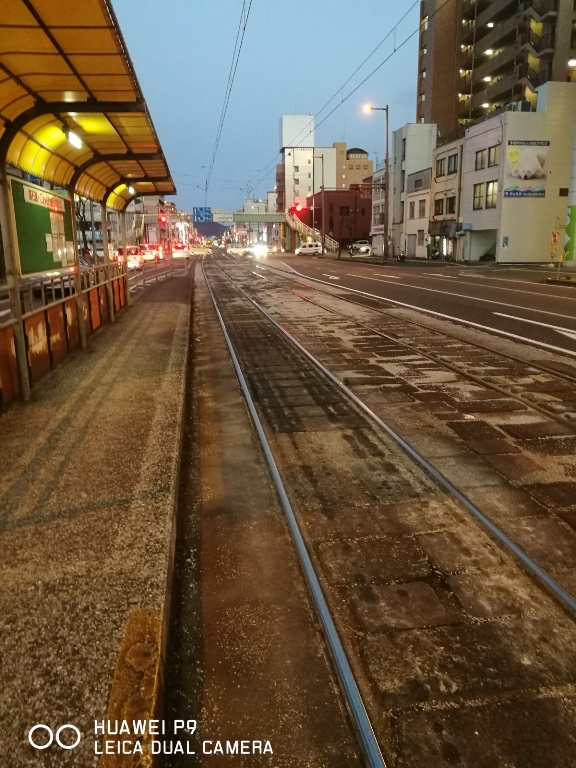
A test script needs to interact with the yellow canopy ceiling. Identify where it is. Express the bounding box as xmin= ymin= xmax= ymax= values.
xmin=0 ymin=0 xmax=175 ymax=210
